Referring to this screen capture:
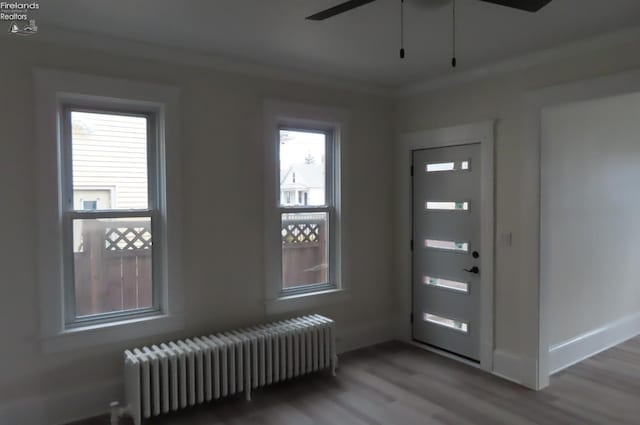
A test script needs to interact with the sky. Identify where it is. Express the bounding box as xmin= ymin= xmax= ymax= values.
xmin=279 ymin=129 xmax=326 ymax=169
